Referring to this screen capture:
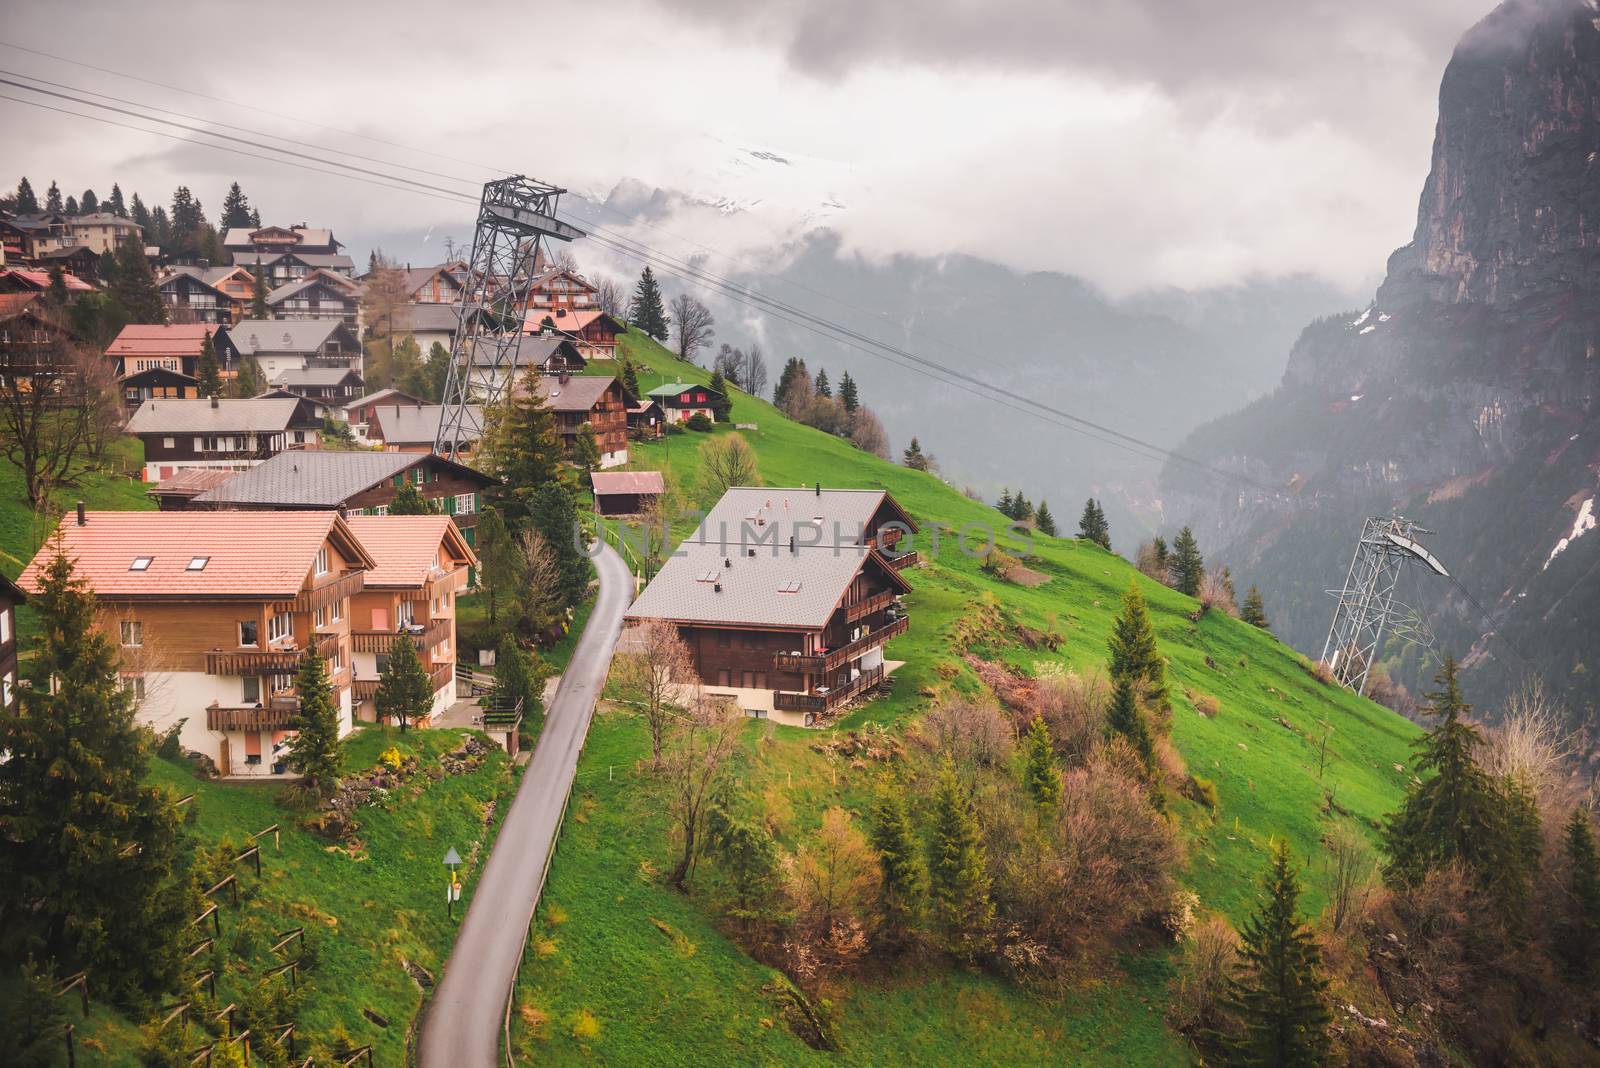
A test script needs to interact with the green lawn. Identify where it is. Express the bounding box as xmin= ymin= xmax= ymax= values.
xmin=507 ymin=331 xmax=1422 ymax=1062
